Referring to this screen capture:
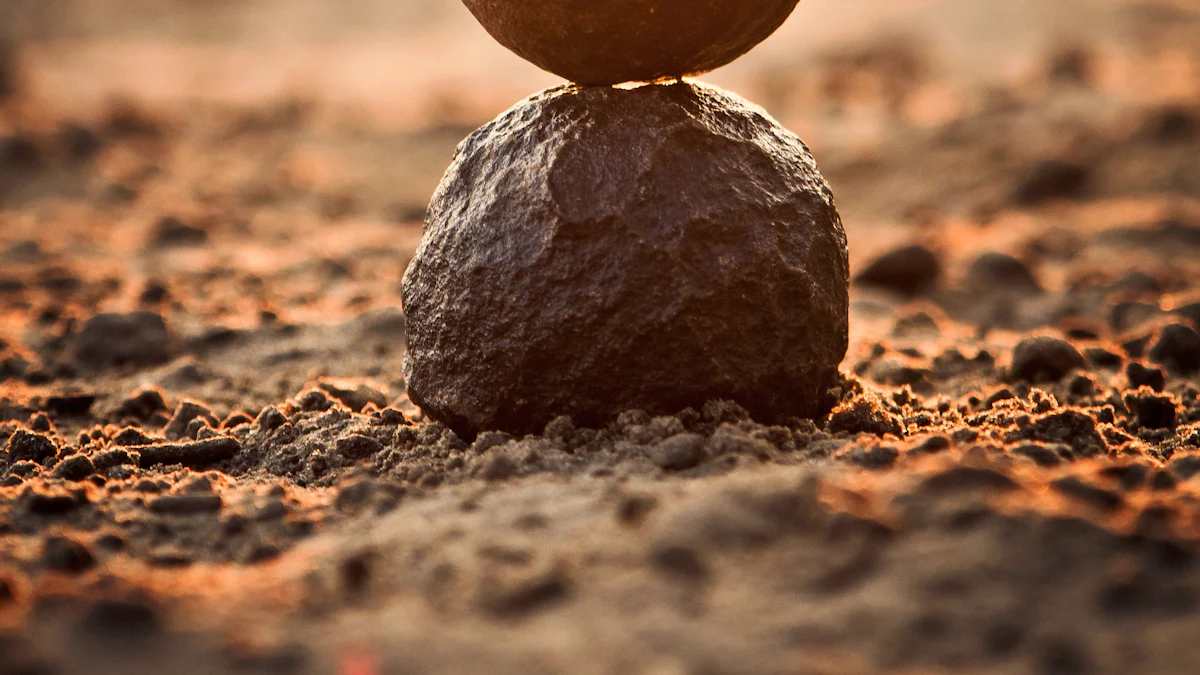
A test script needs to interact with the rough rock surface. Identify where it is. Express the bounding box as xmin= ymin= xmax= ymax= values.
xmin=403 ymin=81 xmax=848 ymax=438
xmin=461 ymin=0 xmax=801 ymax=85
